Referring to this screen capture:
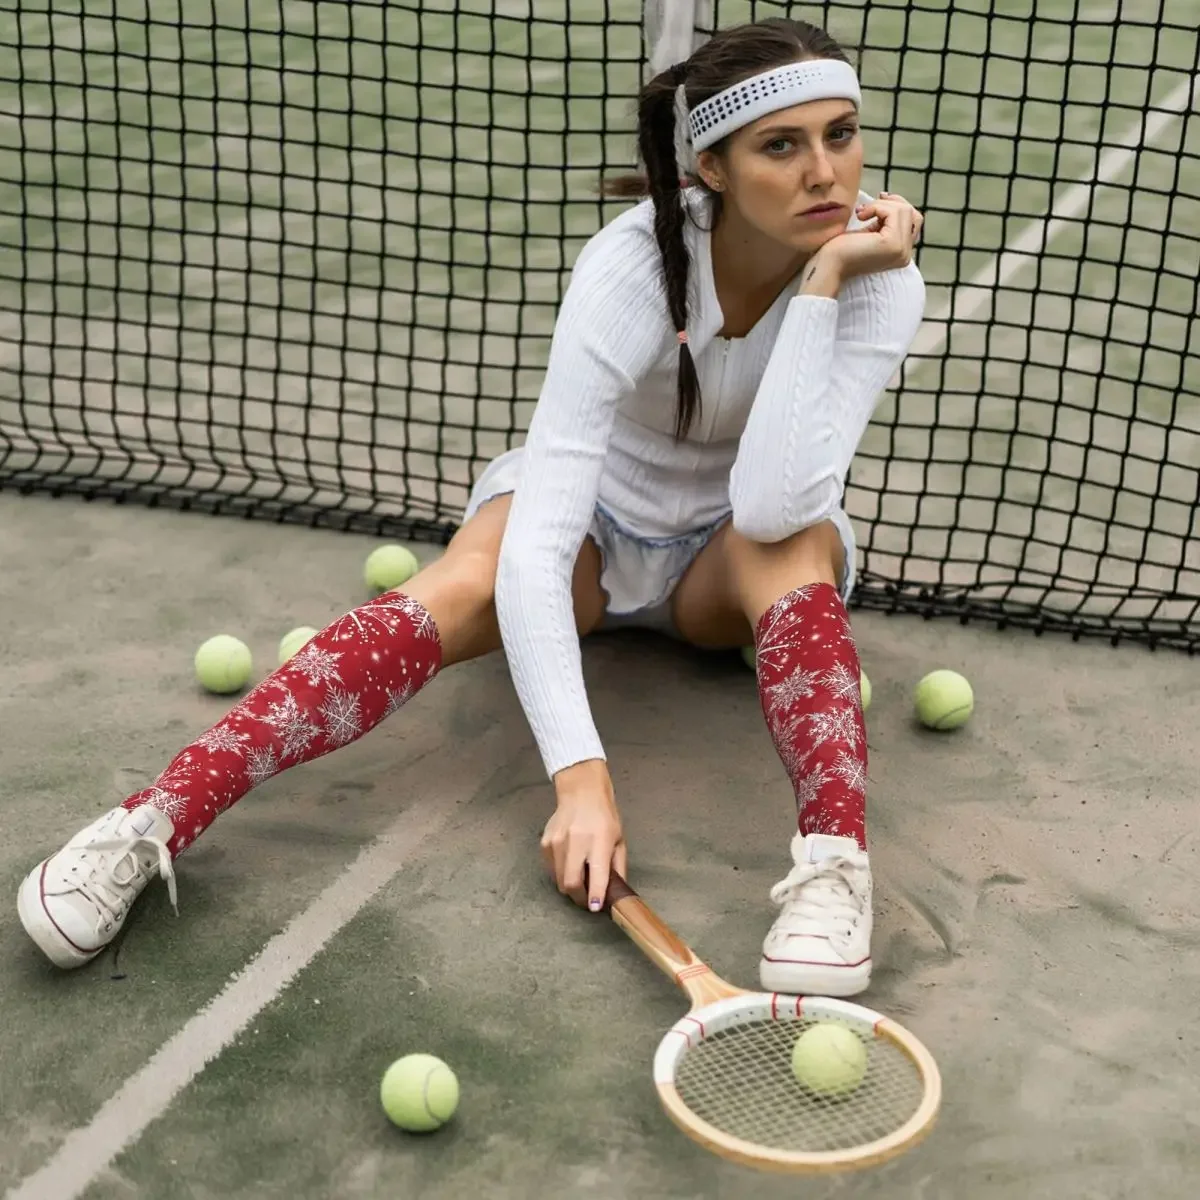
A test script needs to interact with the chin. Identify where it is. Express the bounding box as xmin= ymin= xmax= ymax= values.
xmin=783 ymin=226 xmax=846 ymax=256
xmin=812 ymin=223 xmax=850 ymax=247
